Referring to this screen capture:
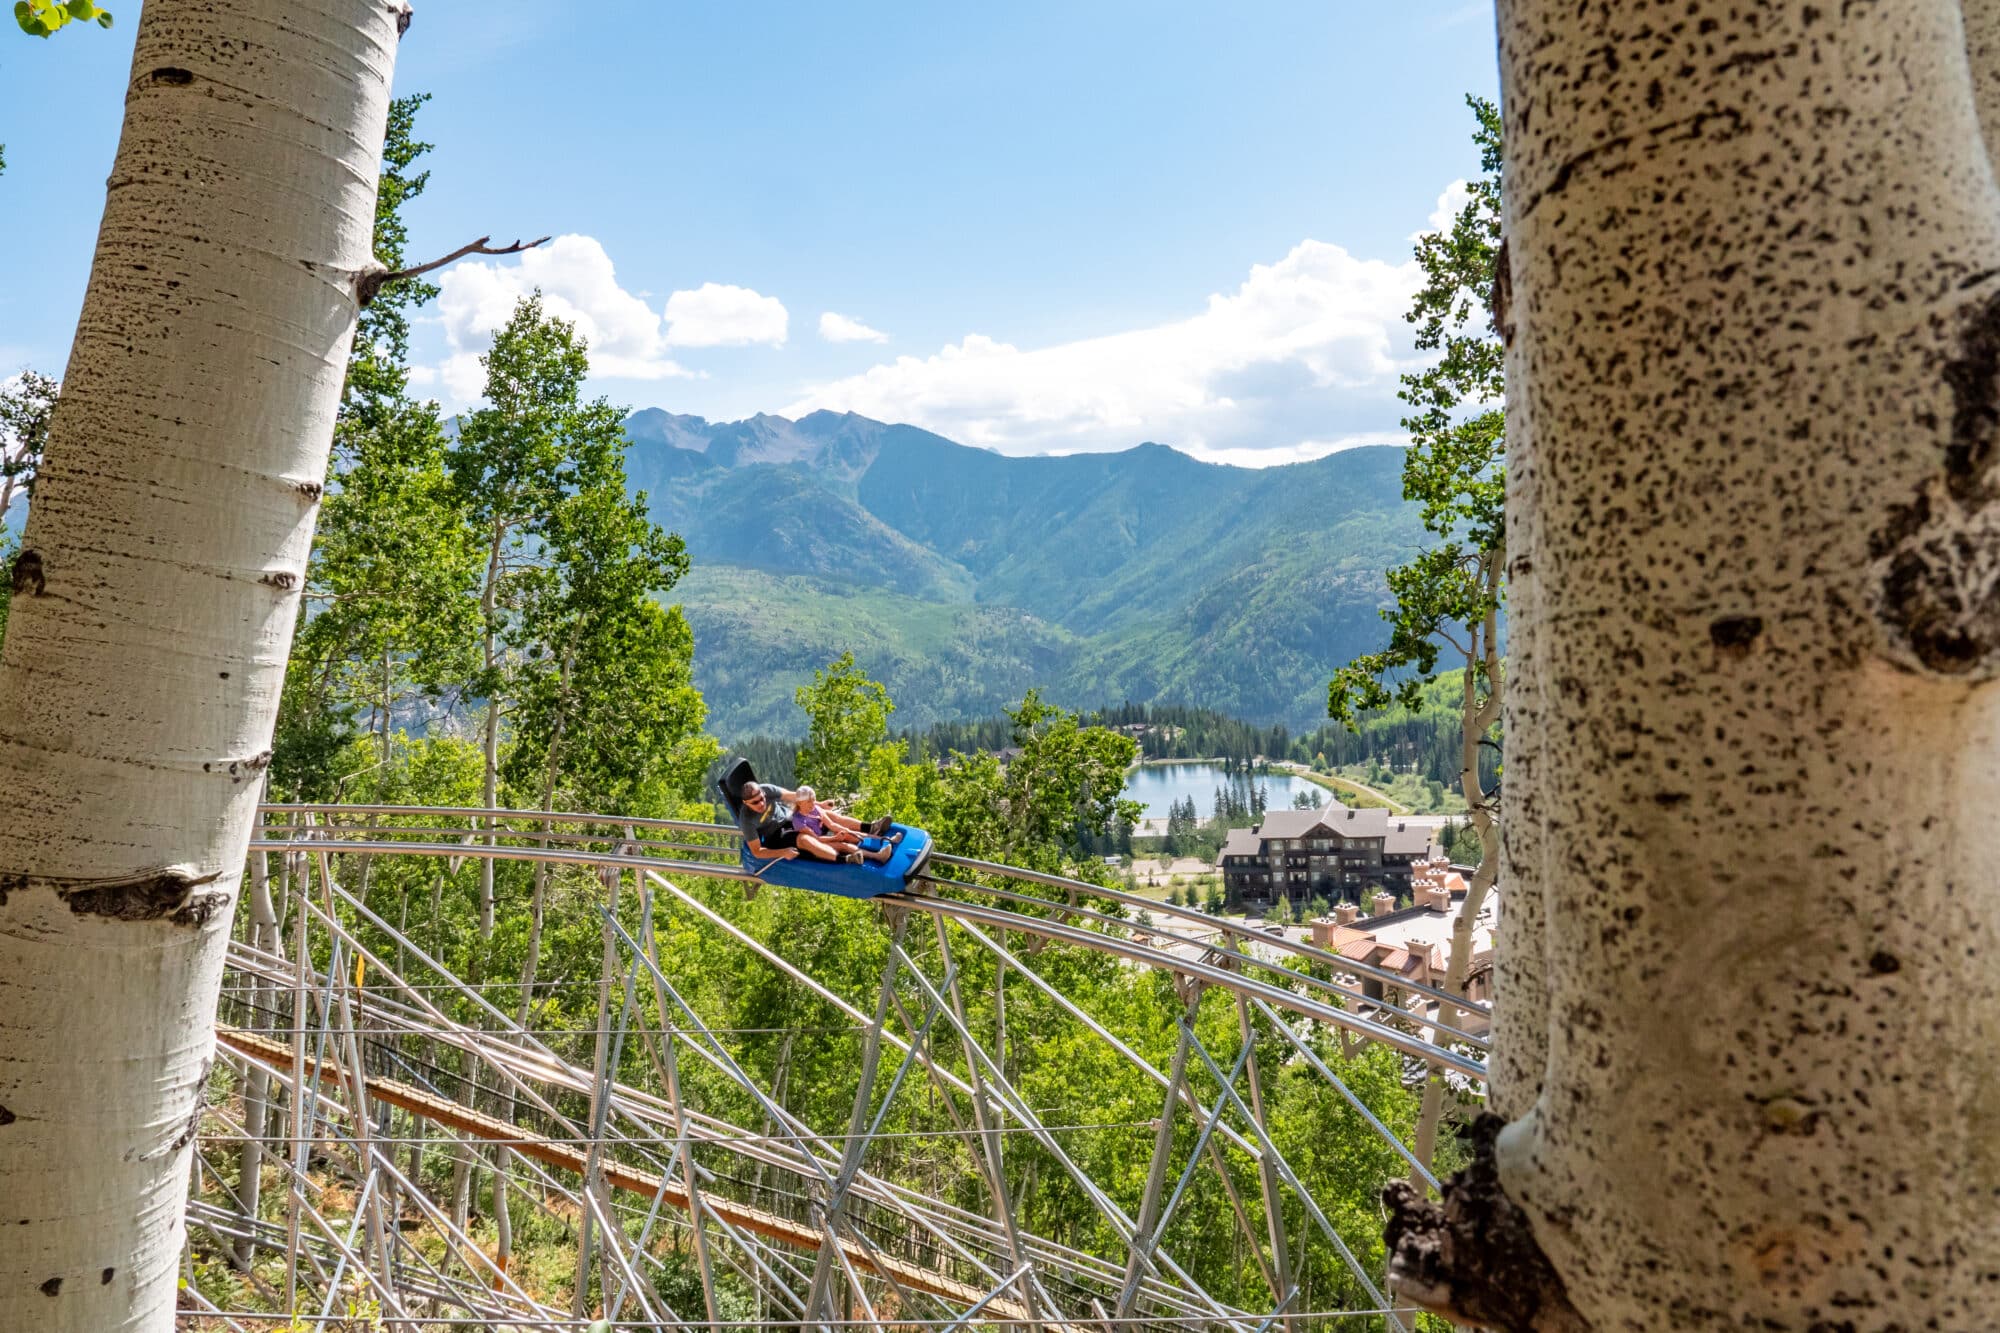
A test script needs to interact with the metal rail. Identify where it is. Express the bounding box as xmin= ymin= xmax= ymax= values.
xmin=189 ymin=803 xmax=1491 ymax=1331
